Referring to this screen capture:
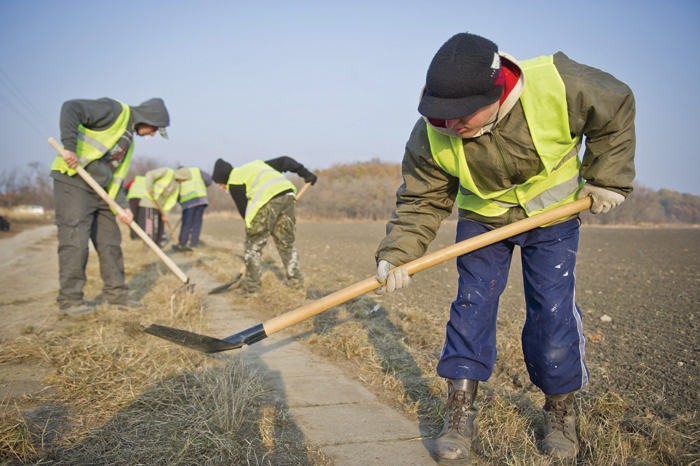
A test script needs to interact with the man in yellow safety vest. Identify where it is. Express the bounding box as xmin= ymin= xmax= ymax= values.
xmin=174 ymin=167 xmax=213 ymax=251
xmin=374 ymin=33 xmax=635 ymax=464
xmin=51 ymin=97 xmax=169 ymax=317
xmin=211 ymin=156 xmax=317 ymax=296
